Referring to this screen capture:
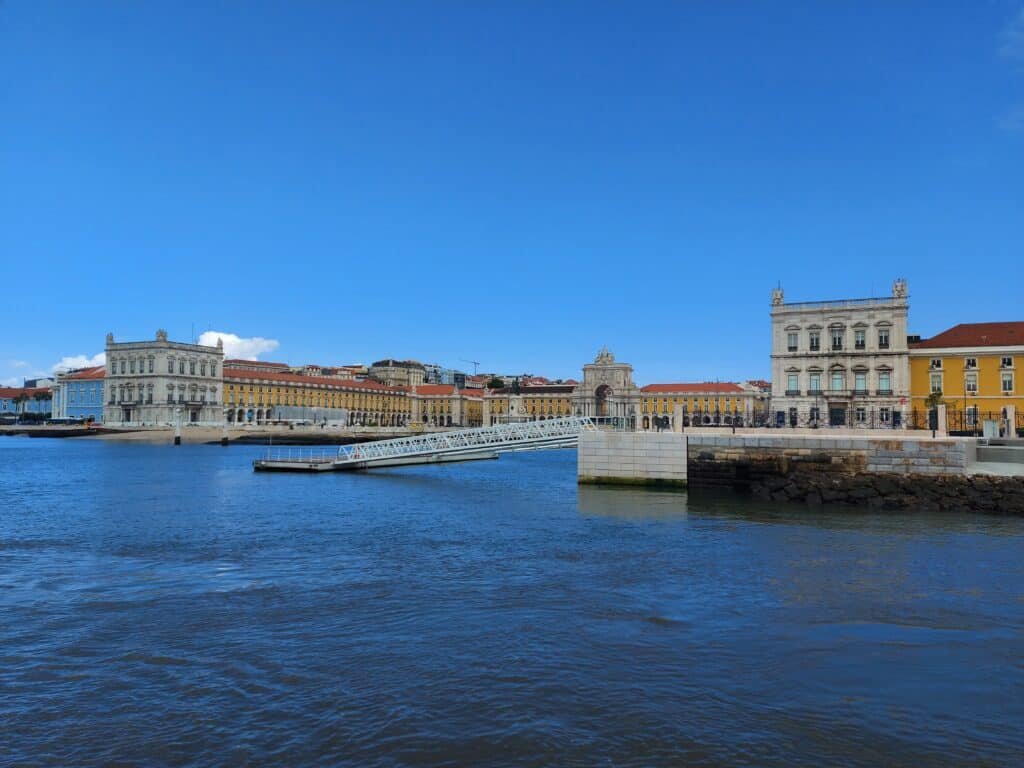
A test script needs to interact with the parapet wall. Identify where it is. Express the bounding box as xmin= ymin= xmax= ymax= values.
xmin=687 ymin=434 xmax=974 ymax=477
